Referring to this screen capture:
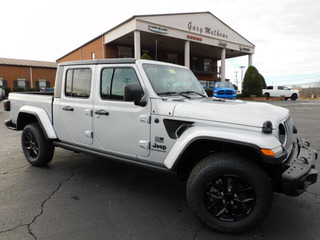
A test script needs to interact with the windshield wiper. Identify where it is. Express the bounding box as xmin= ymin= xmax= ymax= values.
xmin=158 ymin=91 xmax=191 ymax=99
xmin=180 ymin=91 xmax=206 ymax=97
